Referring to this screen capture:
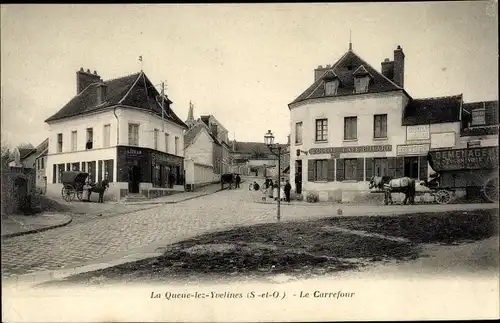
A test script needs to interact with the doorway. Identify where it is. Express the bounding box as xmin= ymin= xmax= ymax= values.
xmin=128 ymin=165 xmax=141 ymax=193
xmin=404 ymin=157 xmax=419 ymax=179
